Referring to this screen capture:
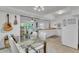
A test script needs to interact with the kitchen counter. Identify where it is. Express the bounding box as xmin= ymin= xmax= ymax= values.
xmin=38 ymin=28 xmax=61 ymax=39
